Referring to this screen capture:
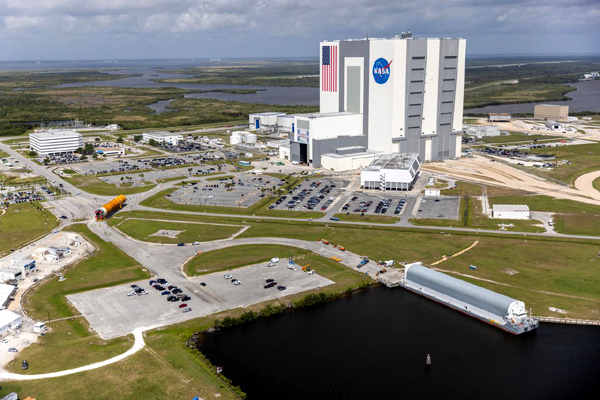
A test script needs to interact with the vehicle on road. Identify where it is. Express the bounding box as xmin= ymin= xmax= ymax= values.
xmin=60 ymin=215 xmax=68 ymax=219
xmin=192 ymin=241 xmax=200 ymax=245
xmin=177 ymin=243 xmax=185 ymax=246
xmin=200 ymin=282 xmax=206 ymax=287
xmin=8 ymin=348 xmax=18 ymax=352
xmin=224 ymin=274 xmax=233 ymax=279
xmin=277 ymin=286 xmax=286 ymax=291
xmin=330 ymin=217 xmax=340 ymax=221
xmin=182 ymin=308 xmax=192 ymax=313
xmin=179 ymin=303 xmax=188 ymax=308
